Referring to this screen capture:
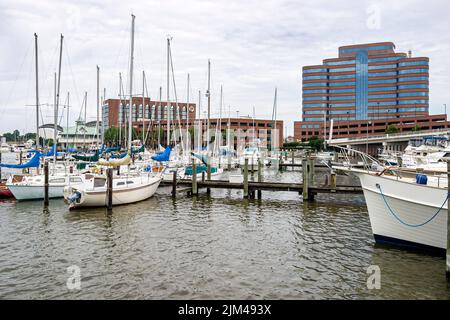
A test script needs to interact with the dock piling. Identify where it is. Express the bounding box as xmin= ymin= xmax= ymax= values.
xmin=172 ymin=170 xmax=177 ymax=198
xmin=257 ymin=158 xmax=262 ymax=199
xmin=207 ymin=158 xmax=211 ymax=195
xmin=44 ymin=161 xmax=49 ymax=205
xmin=192 ymin=160 xmax=197 ymax=195
xmin=330 ymin=170 xmax=337 ymax=189
xmin=106 ymin=168 xmax=113 ymax=210
xmin=302 ymin=158 xmax=308 ymax=200
xmin=244 ymin=158 xmax=249 ymax=198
